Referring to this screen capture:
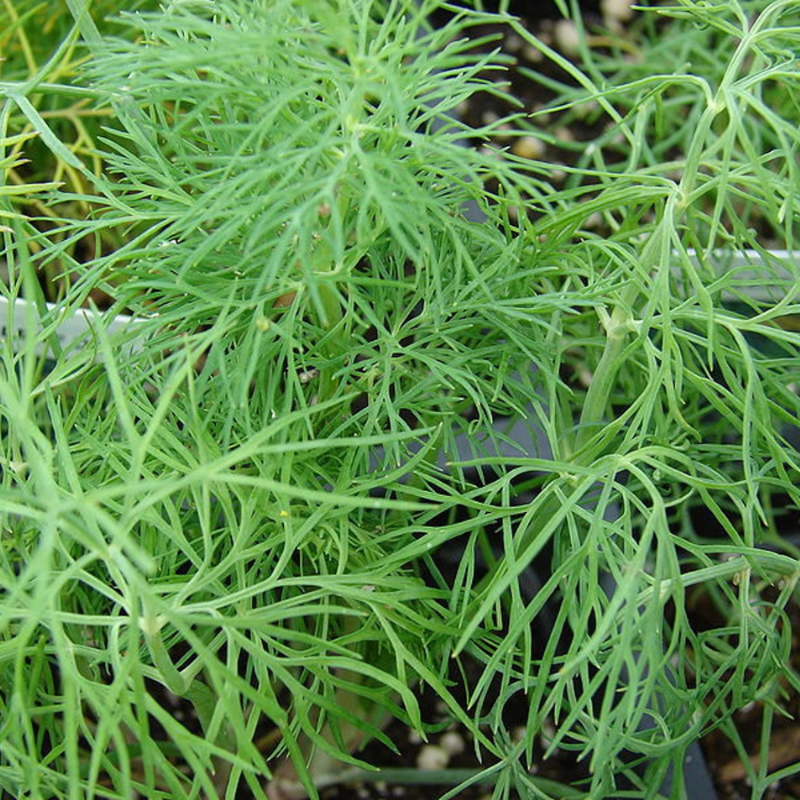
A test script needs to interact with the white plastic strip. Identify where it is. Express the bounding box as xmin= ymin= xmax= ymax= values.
xmin=685 ymin=249 xmax=799 ymax=302
xmin=0 ymin=295 xmax=145 ymax=357
xmin=0 ymin=250 xmax=794 ymax=357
